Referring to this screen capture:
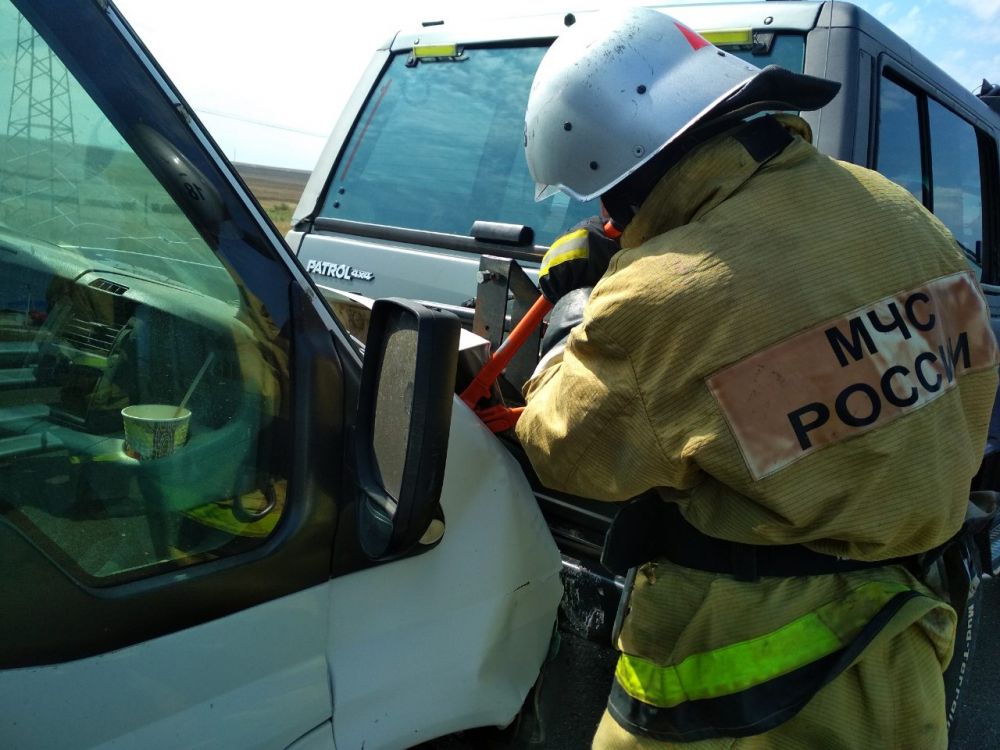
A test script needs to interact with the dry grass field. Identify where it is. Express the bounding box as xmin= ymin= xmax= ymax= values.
xmin=234 ymin=163 xmax=309 ymax=237
xmin=258 ymin=199 xmax=295 ymax=235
